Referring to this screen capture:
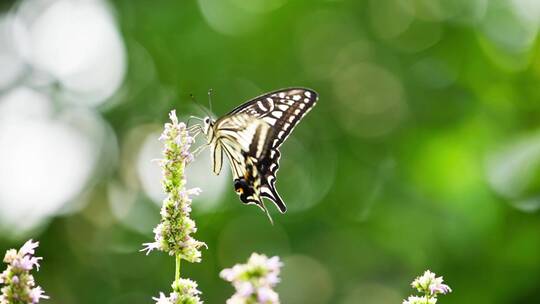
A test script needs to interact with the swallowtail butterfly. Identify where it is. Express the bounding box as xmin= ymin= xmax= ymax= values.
xmin=192 ymin=88 xmax=318 ymax=216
